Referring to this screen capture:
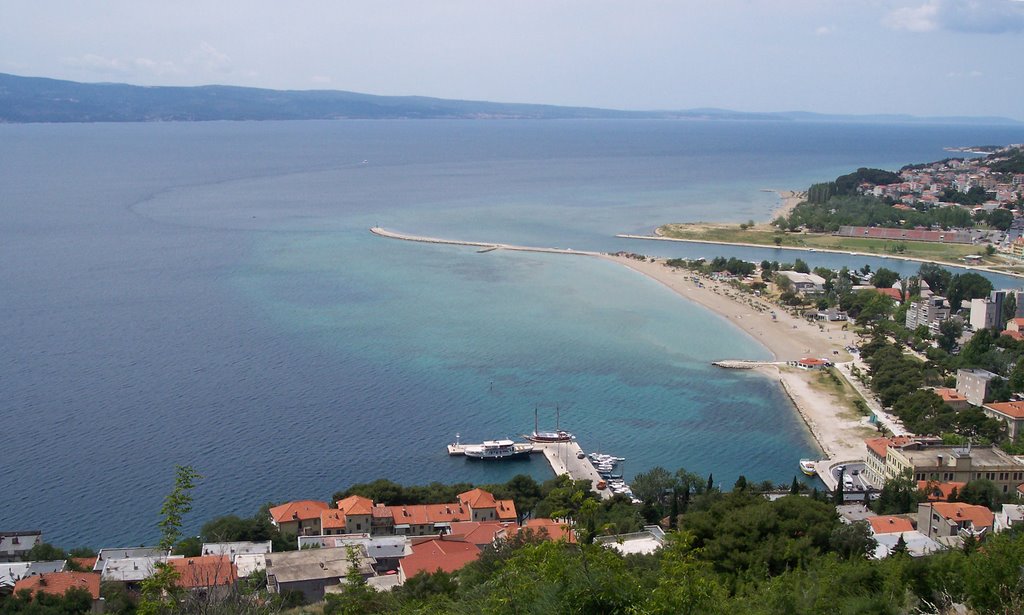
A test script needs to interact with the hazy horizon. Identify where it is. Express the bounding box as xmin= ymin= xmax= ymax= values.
xmin=4 ymin=1 xmax=1024 ymax=121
